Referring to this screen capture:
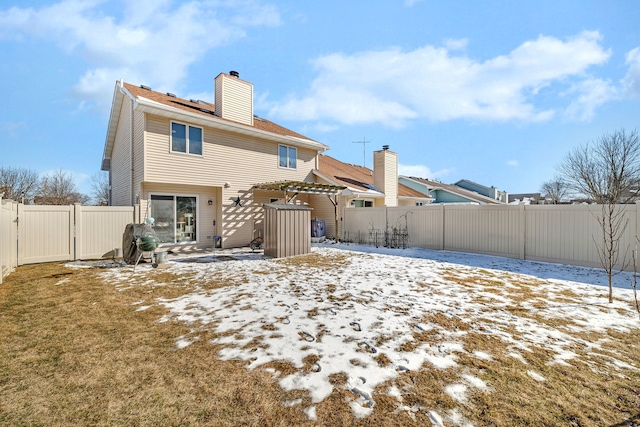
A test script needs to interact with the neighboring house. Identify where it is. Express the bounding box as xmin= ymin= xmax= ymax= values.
xmin=399 ymin=177 xmax=505 ymax=205
xmin=509 ymin=193 xmax=544 ymax=204
xmin=311 ymin=148 xmax=431 ymax=238
xmin=101 ymin=72 xmax=335 ymax=249
xmin=454 ymin=179 xmax=509 ymax=203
